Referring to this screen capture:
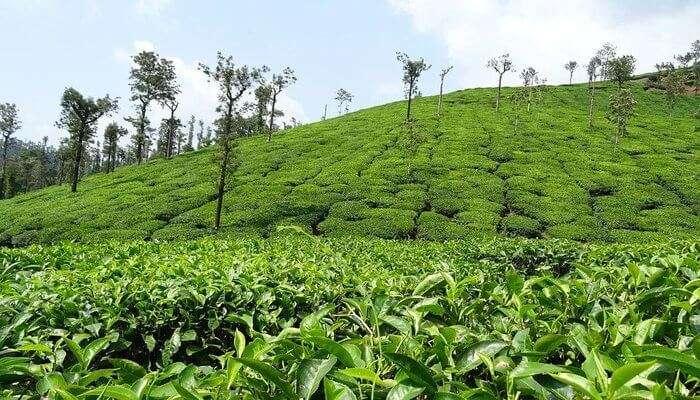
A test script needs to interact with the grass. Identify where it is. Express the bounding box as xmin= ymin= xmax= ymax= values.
xmin=0 ymin=81 xmax=698 ymax=245
xmin=0 ymin=235 xmax=698 ymax=398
